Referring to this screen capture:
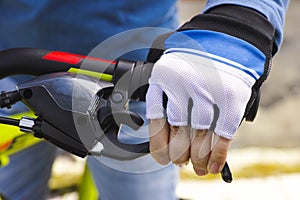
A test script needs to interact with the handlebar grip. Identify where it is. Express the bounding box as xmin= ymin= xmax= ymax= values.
xmin=0 ymin=48 xmax=69 ymax=78
xmin=0 ymin=48 xmax=117 ymax=79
